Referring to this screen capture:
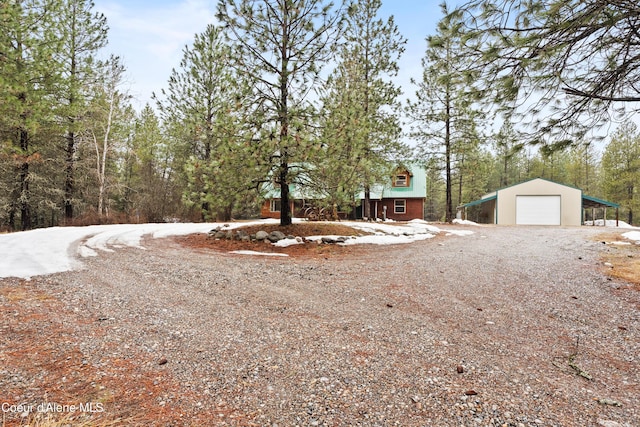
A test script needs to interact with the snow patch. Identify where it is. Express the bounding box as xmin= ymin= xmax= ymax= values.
xmin=230 ymin=250 xmax=289 ymax=257
xmin=622 ymin=231 xmax=640 ymax=243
